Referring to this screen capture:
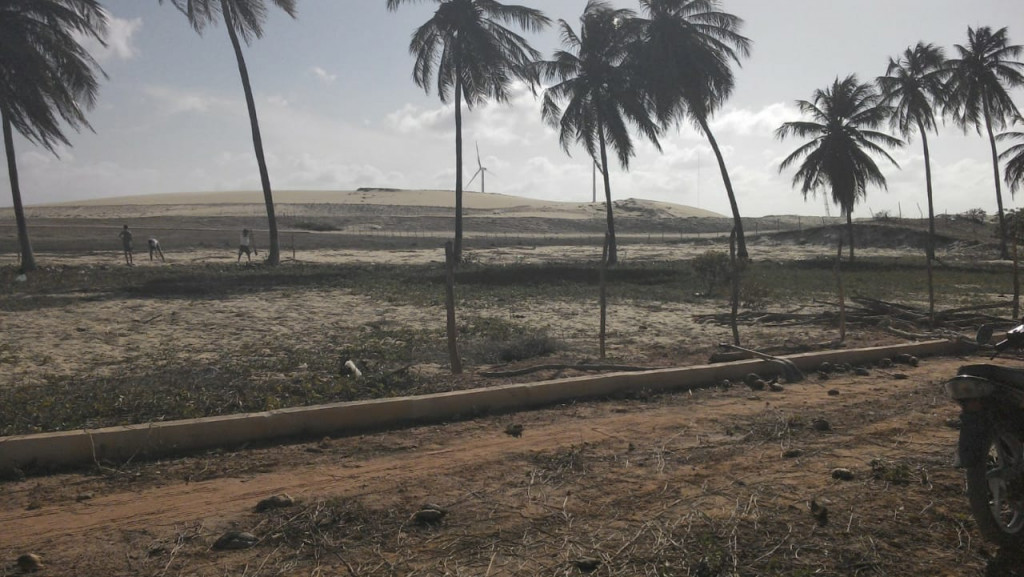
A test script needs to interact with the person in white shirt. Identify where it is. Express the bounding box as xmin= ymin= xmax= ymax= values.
xmin=237 ymin=228 xmax=257 ymax=263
